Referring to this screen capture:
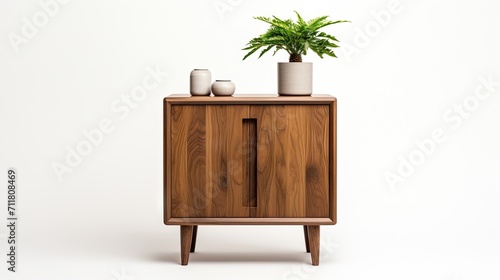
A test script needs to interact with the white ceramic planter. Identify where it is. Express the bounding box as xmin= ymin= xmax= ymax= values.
xmin=190 ymin=69 xmax=211 ymax=96
xmin=277 ymin=62 xmax=313 ymax=96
